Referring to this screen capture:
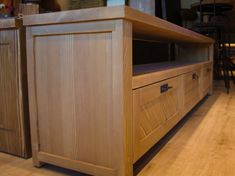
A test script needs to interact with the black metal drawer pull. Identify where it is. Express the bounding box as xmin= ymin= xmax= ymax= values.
xmin=160 ymin=84 xmax=173 ymax=93
xmin=207 ymin=68 xmax=211 ymax=72
xmin=192 ymin=73 xmax=198 ymax=80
